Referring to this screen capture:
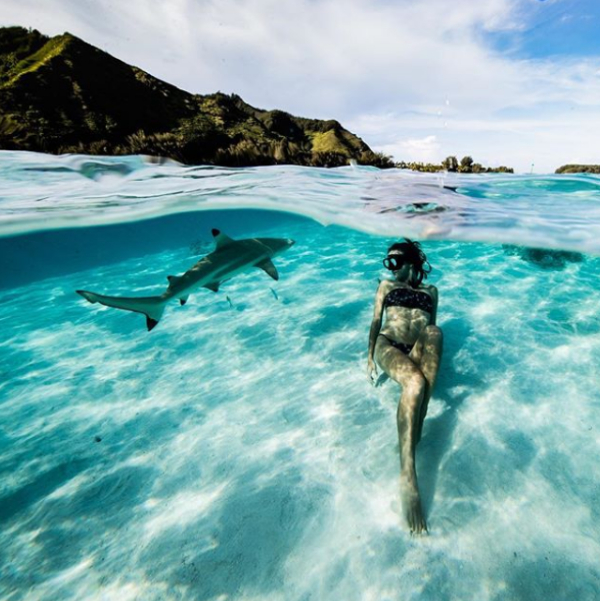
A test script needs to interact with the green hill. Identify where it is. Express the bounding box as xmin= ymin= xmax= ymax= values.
xmin=0 ymin=26 xmax=390 ymax=167
xmin=555 ymin=164 xmax=600 ymax=174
